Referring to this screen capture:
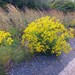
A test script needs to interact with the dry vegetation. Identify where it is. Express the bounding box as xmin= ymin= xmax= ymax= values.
xmin=0 ymin=4 xmax=75 ymax=32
